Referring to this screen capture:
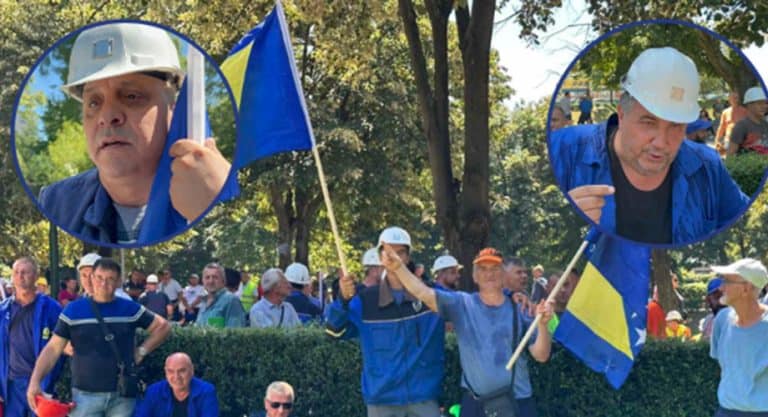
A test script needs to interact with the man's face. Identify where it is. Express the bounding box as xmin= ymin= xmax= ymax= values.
xmin=241 ymin=272 xmax=250 ymax=284
xmin=79 ymin=266 xmax=94 ymax=295
xmin=65 ymin=278 xmax=78 ymax=291
xmin=202 ymin=267 xmax=225 ymax=293
xmin=503 ymin=264 xmax=527 ymax=292
xmin=719 ymin=273 xmax=751 ymax=306
xmin=162 ymin=270 xmax=172 ymax=282
xmin=146 ymin=282 xmax=158 ymax=292
xmin=615 ymin=100 xmax=686 ymax=180
xmin=666 ymin=319 xmax=680 ymax=331
xmin=550 ymin=106 xmax=568 ymax=131
xmin=130 ymin=271 xmax=146 ymax=284
xmin=165 ymin=356 xmax=194 ymax=394
xmin=91 ymin=267 xmax=119 ymax=300
xmin=275 ymin=277 xmax=292 ymax=298
xmin=384 ymin=244 xmax=410 ymax=265
xmin=82 ymin=73 xmax=174 ymax=182
xmin=705 ymin=290 xmax=723 ymax=311
xmin=746 ymin=100 xmax=768 ymax=119
xmin=473 ymin=262 xmax=504 ymax=292
xmin=188 ymin=275 xmax=199 ymax=286
xmin=728 ymin=92 xmax=740 ymax=107
xmin=437 ymin=267 xmax=460 ymax=289
xmin=12 ymin=260 xmax=36 ymax=293
xmin=264 ymin=391 xmax=293 ymax=417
